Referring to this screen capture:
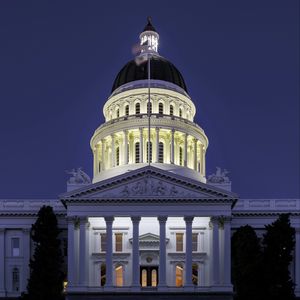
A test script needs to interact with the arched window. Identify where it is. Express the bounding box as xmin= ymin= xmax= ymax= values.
xmin=116 ymin=147 xmax=120 ymax=166
xmin=12 ymin=267 xmax=19 ymax=292
xmin=116 ymin=108 xmax=120 ymax=118
xmin=115 ymin=265 xmax=123 ymax=287
xmin=147 ymin=102 xmax=152 ymax=114
xmin=179 ymin=147 xmax=183 ymax=166
xmin=135 ymin=103 xmax=140 ymax=115
xmin=146 ymin=141 xmax=152 ymax=163
xmin=135 ymin=142 xmax=140 ymax=163
xmin=175 ymin=264 xmax=183 ymax=287
xmin=100 ymin=263 xmax=106 ymax=286
xmin=179 ymin=108 xmax=183 ymax=118
xmin=192 ymin=263 xmax=198 ymax=286
xmin=159 ymin=103 xmax=164 ymax=115
xmin=158 ymin=142 xmax=164 ymax=163
xmin=170 ymin=105 xmax=174 ymax=116
xmin=151 ymin=269 xmax=157 ymax=287
xmin=141 ymin=269 xmax=147 ymax=287
xmin=125 ymin=105 xmax=129 ymax=116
